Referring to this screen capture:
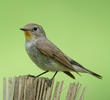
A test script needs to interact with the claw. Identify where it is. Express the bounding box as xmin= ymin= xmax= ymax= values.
xmin=27 ymin=74 xmax=36 ymax=78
